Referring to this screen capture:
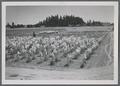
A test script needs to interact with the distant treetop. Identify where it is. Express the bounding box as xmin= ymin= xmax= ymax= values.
xmin=35 ymin=15 xmax=86 ymax=27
